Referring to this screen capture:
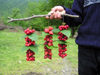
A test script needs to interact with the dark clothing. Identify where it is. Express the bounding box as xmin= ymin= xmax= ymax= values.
xmin=78 ymin=45 xmax=100 ymax=75
xmin=64 ymin=0 xmax=100 ymax=48
xmin=63 ymin=0 xmax=100 ymax=75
